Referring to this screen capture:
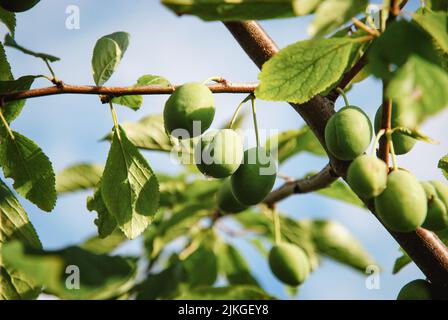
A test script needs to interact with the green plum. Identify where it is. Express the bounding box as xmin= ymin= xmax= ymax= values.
xmin=325 ymin=106 xmax=372 ymax=160
xmin=164 ymin=82 xmax=215 ymax=138
xmin=195 ymin=129 xmax=243 ymax=178
xmin=0 ymin=0 xmax=40 ymax=12
xmin=397 ymin=279 xmax=433 ymax=300
xmin=268 ymin=242 xmax=310 ymax=286
xmin=375 ymin=170 xmax=427 ymax=232
xmin=347 ymin=155 xmax=388 ymax=199
xmin=421 ymin=182 xmax=448 ymax=231
xmin=231 ymin=147 xmax=277 ymax=206
xmin=216 ymin=179 xmax=248 ymax=214
xmin=374 ymin=104 xmax=417 ymax=155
